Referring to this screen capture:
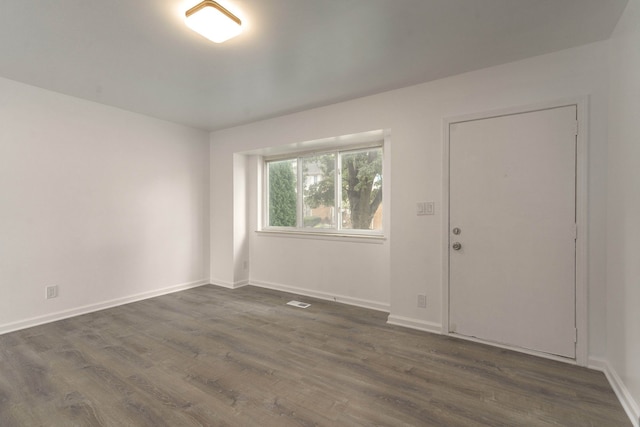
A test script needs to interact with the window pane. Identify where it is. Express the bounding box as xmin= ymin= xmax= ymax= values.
xmin=268 ymin=159 xmax=297 ymax=227
xmin=341 ymin=148 xmax=383 ymax=230
xmin=302 ymin=153 xmax=336 ymax=228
